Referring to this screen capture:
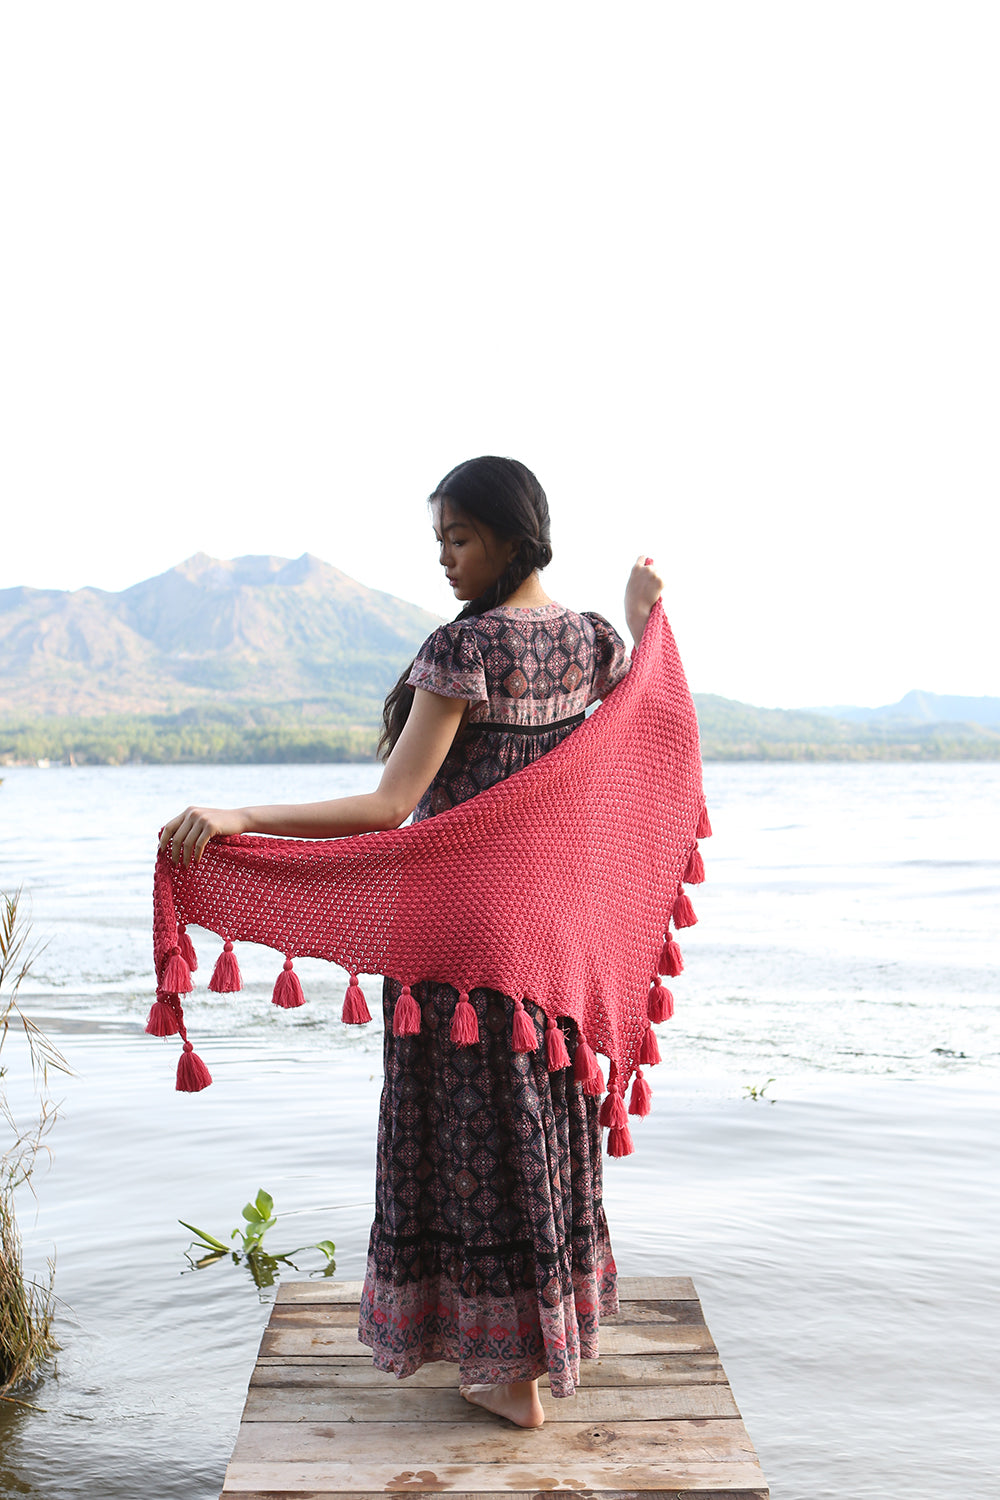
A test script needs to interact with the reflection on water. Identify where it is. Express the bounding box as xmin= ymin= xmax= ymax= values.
xmin=0 ymin=762 xmax=998 ymax=1499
